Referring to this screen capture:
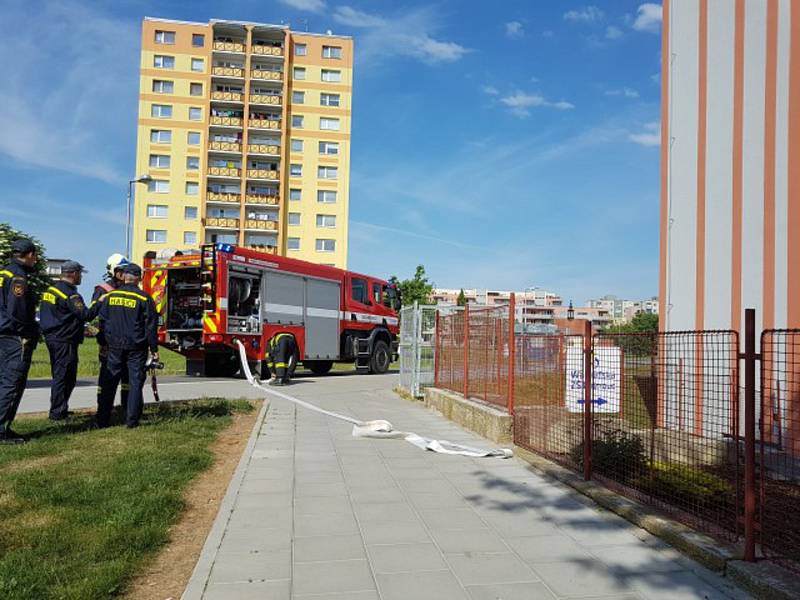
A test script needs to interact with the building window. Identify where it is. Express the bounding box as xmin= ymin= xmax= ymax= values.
xmin=186 ymin=182 xmax=199 ymax=195
xmin=147 ymin=180 xmax=170 ymax=193
xmin=187 ymin=132 xmax=201 ymax=145
xmin=192 ymin=33 xmax=205 ymax=47
xmin=322 ymin=45 xmax=343 ymax=59
xmin=320 ymin=117 xmax=340 ymax=131
xmin=316 ymin=214 xmax=336 ymax=228
xmin=291 ymin=139 xmax=303 ymax=153
xmin=317 ymin=190 xmax=337 ymax=203
xmin=146 ymin=229 xmax=168 ymax=243
xmin=291 ymin=115 xmax=304 ymax=128
xmin=150 ymin=129 xmax=172 ymax=144
xmin=155 ymin=30 xmax=175 ymax=45
xmin=288 ymin=212 xmax=301 ymax=225
xmin=186 ymin=156 xmax=200 ymax=170
xmin=189 ymin=107 xmax=202 ymax=121
xmin=318 ymin=166 xmax=338 ymax=179
xmin=146 ymin=204 xmax=168 ymax=218
xmin=152 ymin=80 xmax=174 ymax=94
xmin=153 ymin=55 xmax=175 ymax=69
xmin=290 ymin=164 xmax=302 ymax=177
xmin=316 ymin=239 xmax=336 ymax=252
xmin=321 ymin=69 xmax=342 ymax=83
xmin=184 ymin=206 xmax=198 ymax=220
xmin=320 ymin=93 xmax=340 ymax=107
xmin=293 ymin=67 xmax=306 ymax=80
xmin=191 ymin=58 xmax=204 ymax=72
xmin=289 ymin=188 xmax=301 ymax=201
xmin=190 ymin=83 xmax=203 ymax=96
xmin=151 ymin=104 xmax=172 ymax=118
xmin=292 ymin=90 xmax=305 ymax=104
xmin=287 ymin=237 xmax=300 ymax=250
xmin=149 ymin=154 xmax=170 ymax=168
xmin=184 ymin=231 xmax=197 ymax=245
xmin=319 ymin=141 xmax=339 ymax=155
xmin=294 ymin=43 xmax=307 ymax=56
